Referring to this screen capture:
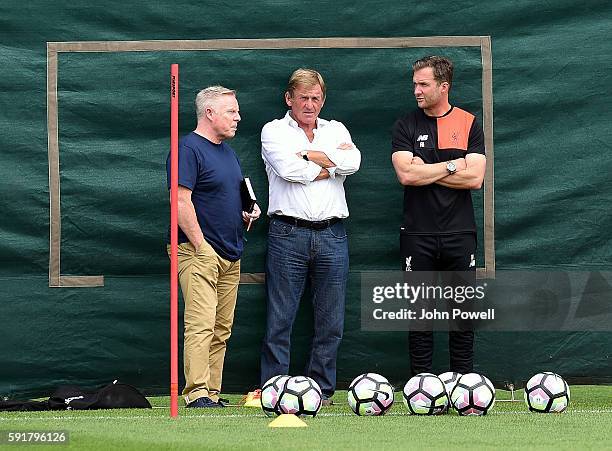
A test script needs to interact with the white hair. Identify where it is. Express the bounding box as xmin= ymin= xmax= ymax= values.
xmin=195 ymin=86 xmax=236 ymax=119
